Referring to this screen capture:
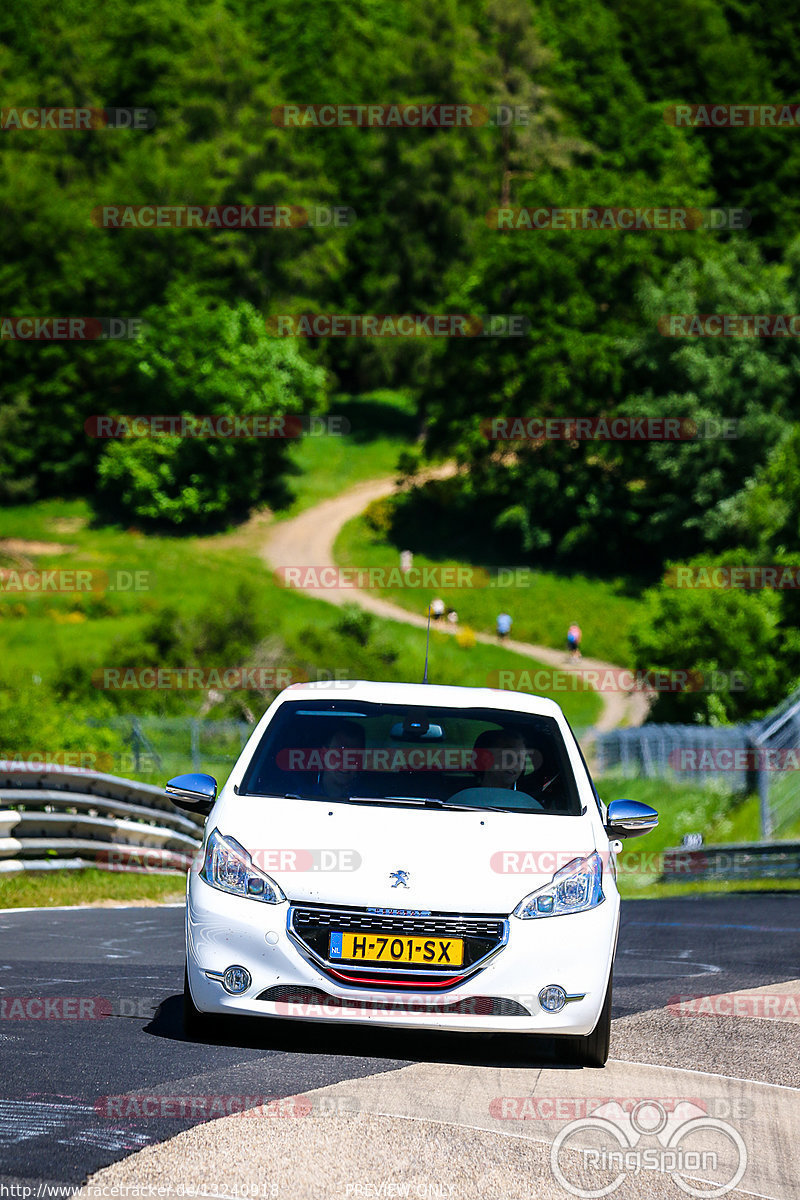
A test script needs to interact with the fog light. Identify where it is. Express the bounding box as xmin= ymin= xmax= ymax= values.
xmin=538 ymin=984 xmax=567 ymax=1013
xmin=222 ymin=965 xmax=251 ymax=995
